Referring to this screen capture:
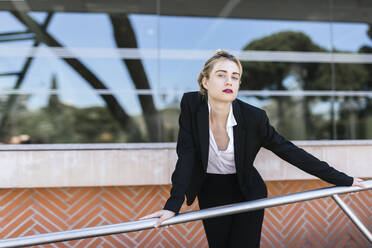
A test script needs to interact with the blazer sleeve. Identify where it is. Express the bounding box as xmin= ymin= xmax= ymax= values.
xmin=259 ymin=110 xmax=354 ymax=186
xmin=163 ymin=93 xmax=196 ymax=214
